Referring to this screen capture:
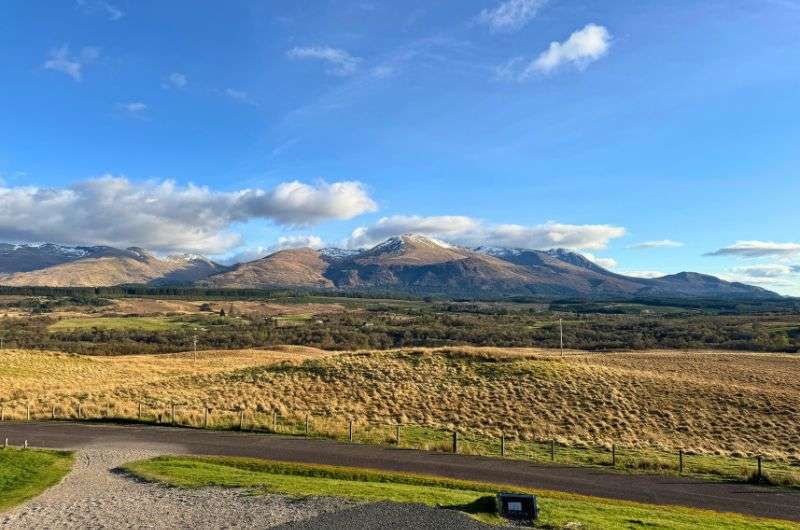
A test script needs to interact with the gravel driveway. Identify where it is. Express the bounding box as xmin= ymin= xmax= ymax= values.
xmin=0 ymin=443 xmax=353 ymax=529
xmin=0 ymin=442 xmax=501 ymax=529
